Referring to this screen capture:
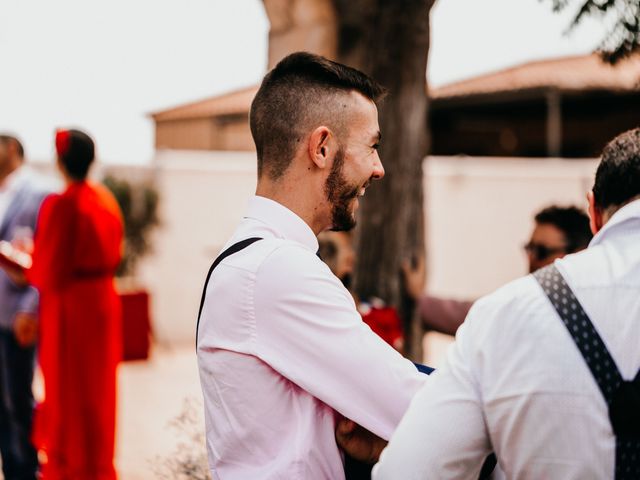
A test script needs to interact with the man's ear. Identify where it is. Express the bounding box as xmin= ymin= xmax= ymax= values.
xmin=587 ymin=191 xmax=603 ymax=234
xmin=308 ymin=126 xmax=333 ymax=169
